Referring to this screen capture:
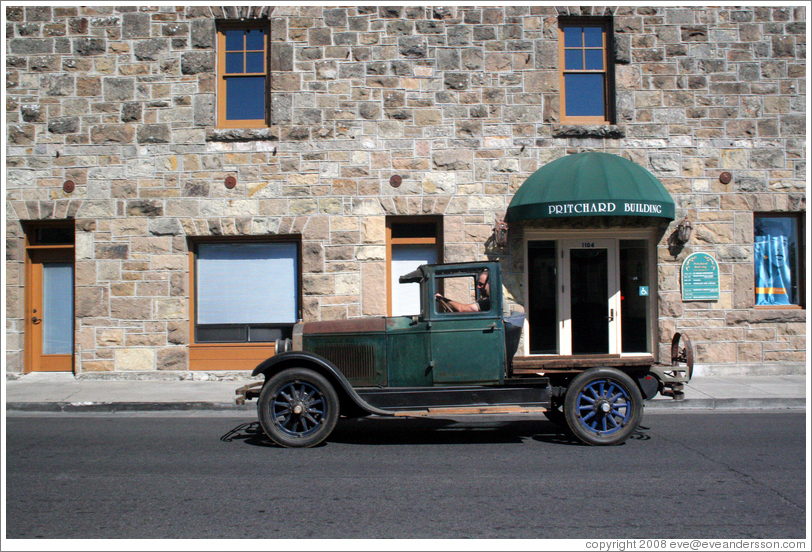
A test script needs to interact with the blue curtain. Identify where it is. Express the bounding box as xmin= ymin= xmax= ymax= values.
xmin=754 ymin=231 xmax=792 ymax=306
